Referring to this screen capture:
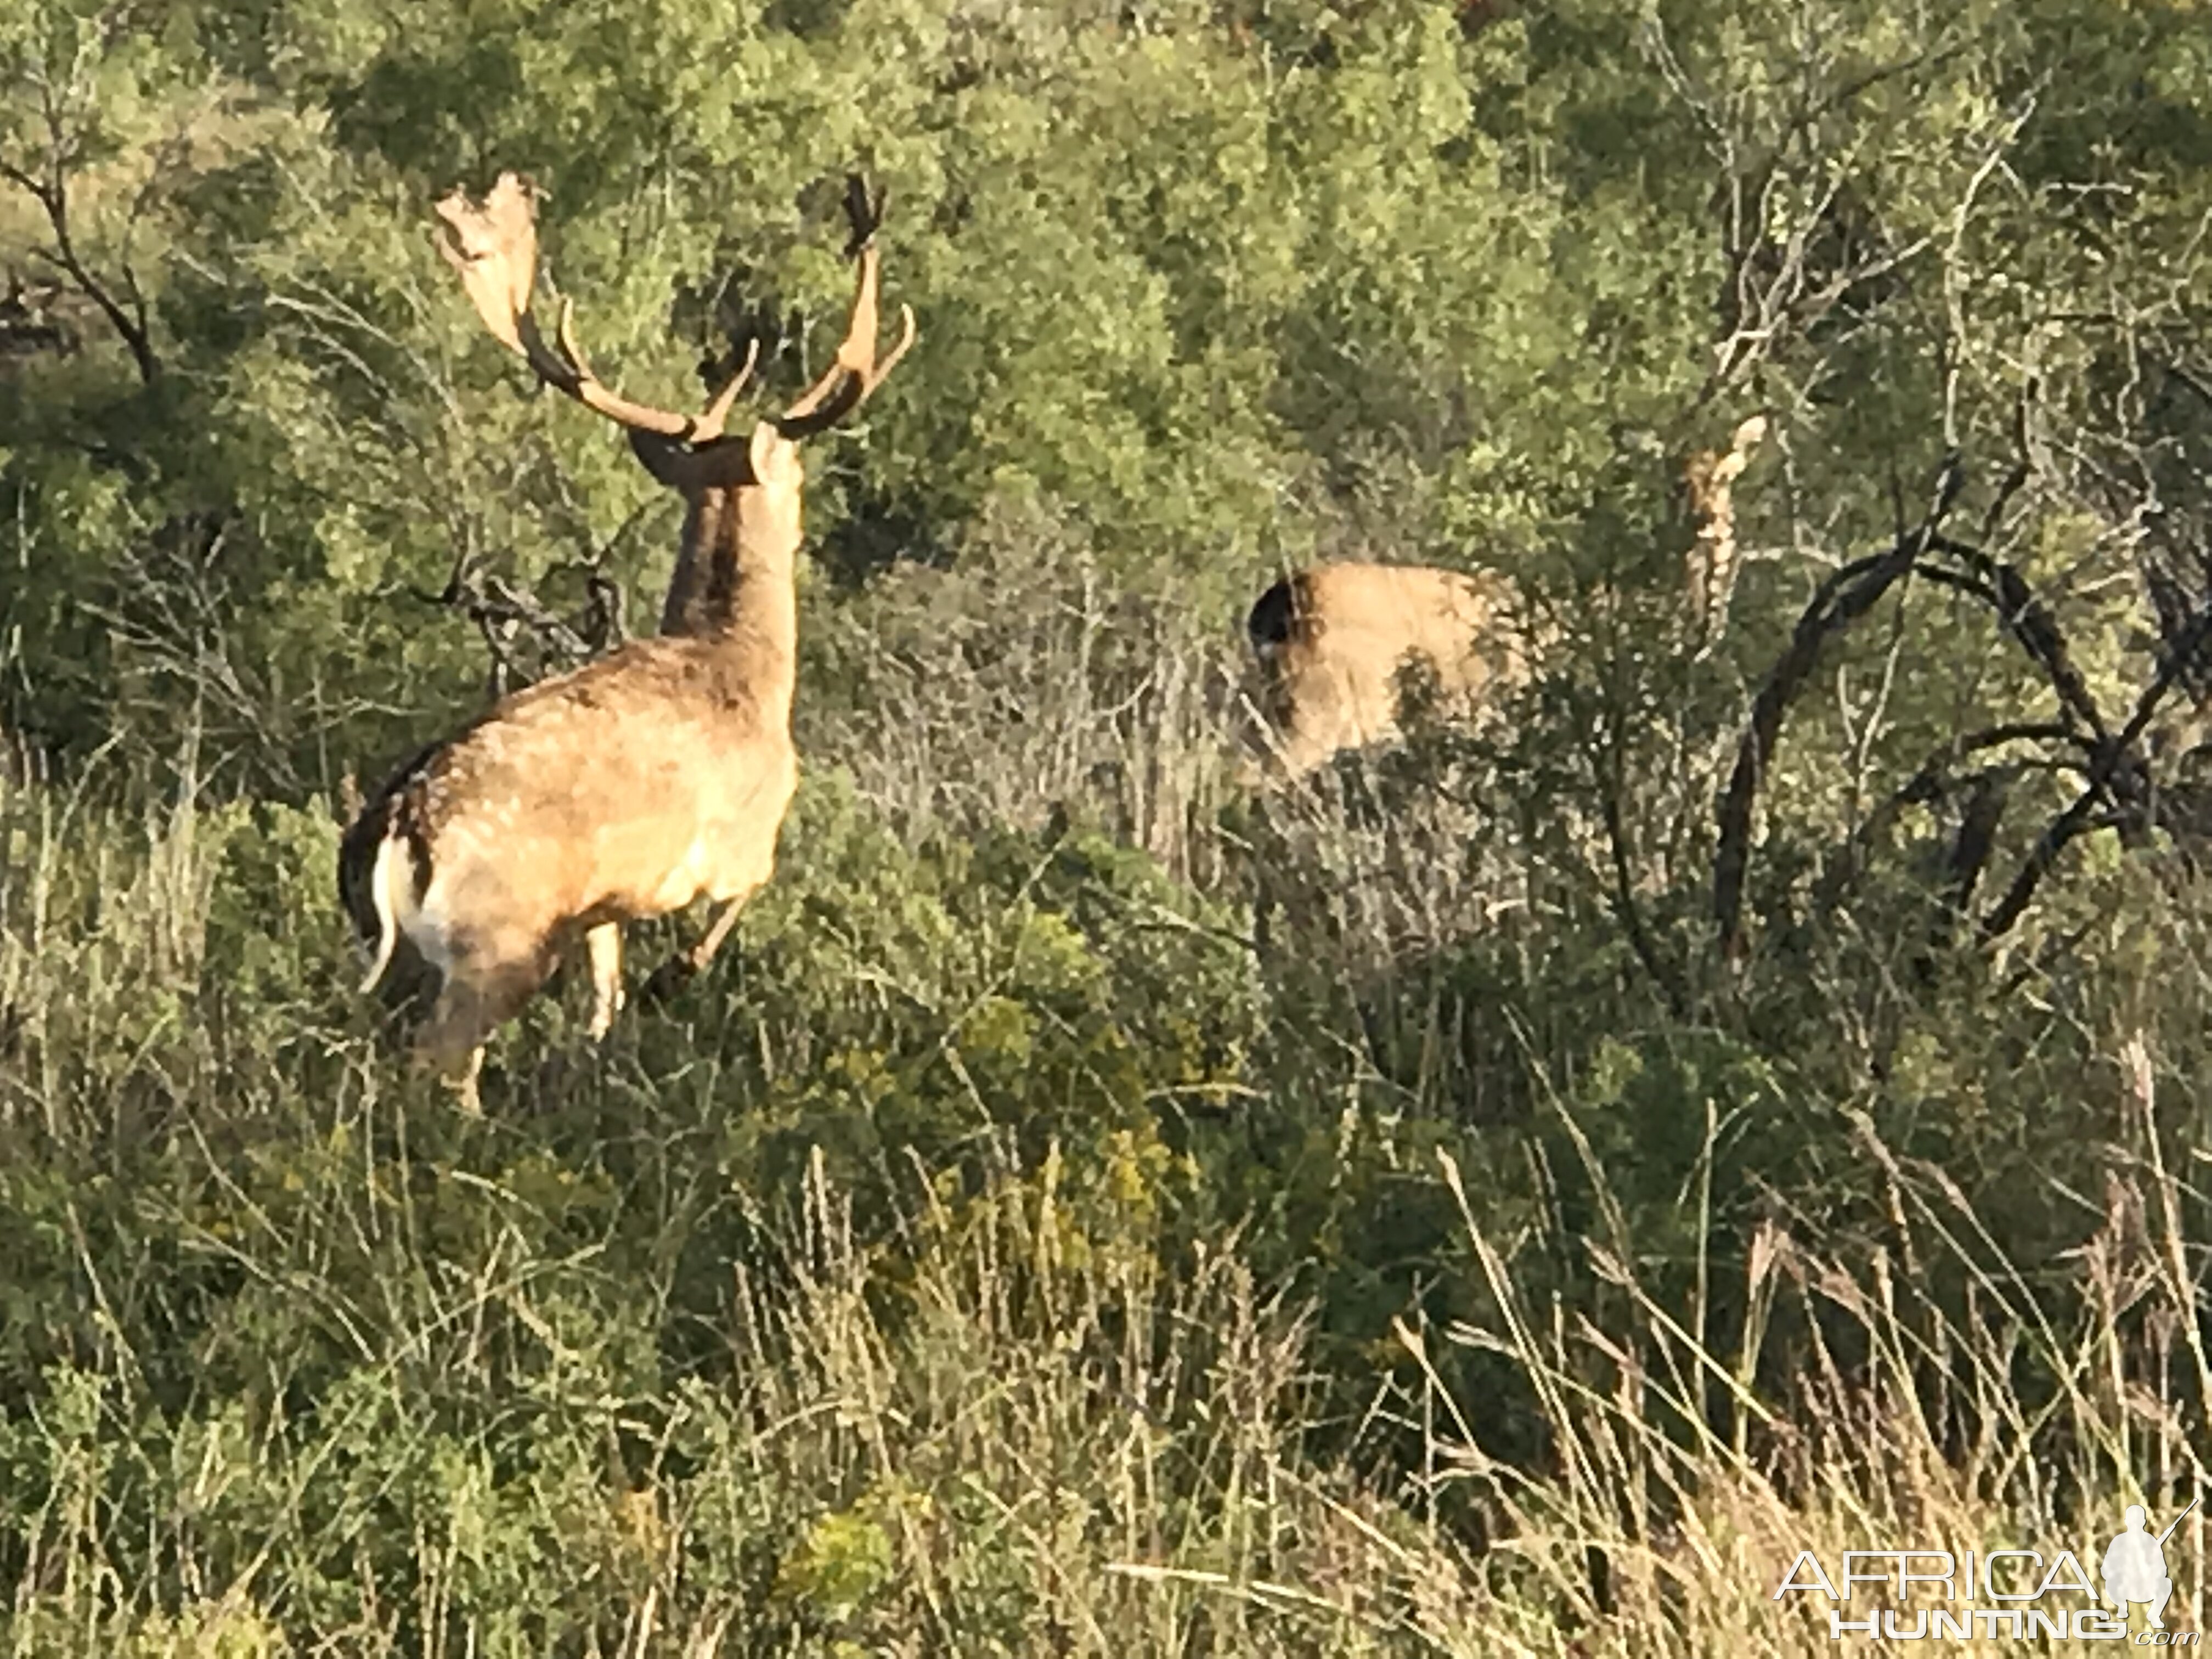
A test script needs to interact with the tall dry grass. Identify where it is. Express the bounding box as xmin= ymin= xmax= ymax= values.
xmin=3 ymin=585 xmax=2209 ymax=1652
